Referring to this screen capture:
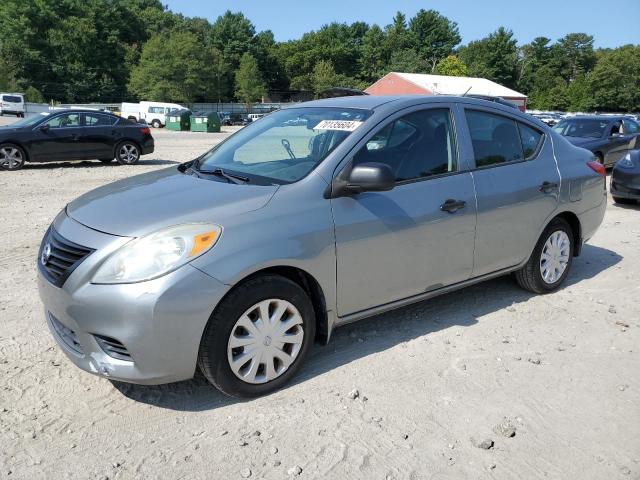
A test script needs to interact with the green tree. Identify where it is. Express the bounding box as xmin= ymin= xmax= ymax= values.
xmin=360 ymin=25 xmax=387 ymax=82
xmin=588 ymin=45 xmax=640 ymax=112
xmin=434 ymin=55 xmax=468 ymax=76
xmin=312 ymin=60 xmax=339 ymax=94
xmin=408 ymin=9 xmax=461 ymax=71
xmin=387 ymin=50 xmax=426 ymax=73
xmin=558 ymin=33 xmax=596 ymax=81
xmin=0 ymin=0 xmax=165 ymax=102
xmin=459 ymin=27 xmax=518 ymax=88
xmin=210 ymin=10 xmax=256 ymax=71
xmin=24 ymin=86 xmax=45 ymax=103
xmin=235 ymin=52 xmax=266 ymax=107
xmin=129 ymin=30 xmax=222 ymax=103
